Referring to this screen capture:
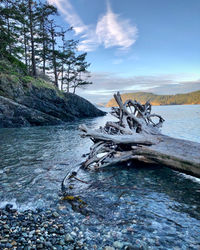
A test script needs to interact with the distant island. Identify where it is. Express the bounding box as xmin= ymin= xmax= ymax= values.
xmin=106 ymin=90 xmax=200 ymax=107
